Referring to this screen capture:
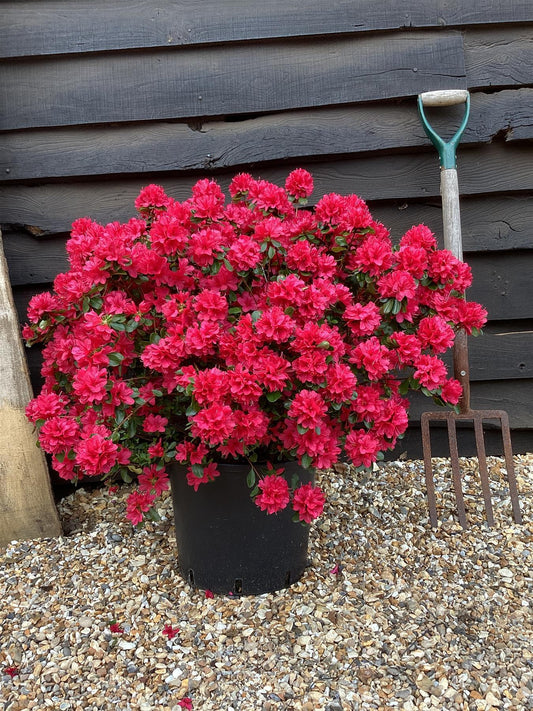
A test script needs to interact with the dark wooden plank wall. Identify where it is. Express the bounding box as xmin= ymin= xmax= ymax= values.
xmin=1 ymin=1 xmax=532 ymax=459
